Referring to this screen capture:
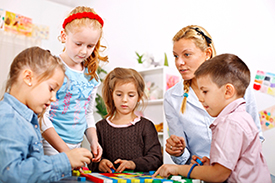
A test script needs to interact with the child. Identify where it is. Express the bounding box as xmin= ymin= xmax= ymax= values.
xmin=89 ymin=67 xmax=163 ymax=173
xmin=0 ymin=47 xmax=93 ymax=183
xmin=153 ymin=54 xmax=271 ymax=183
xmin=41 ymin=6 xmax=108 ymax=160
